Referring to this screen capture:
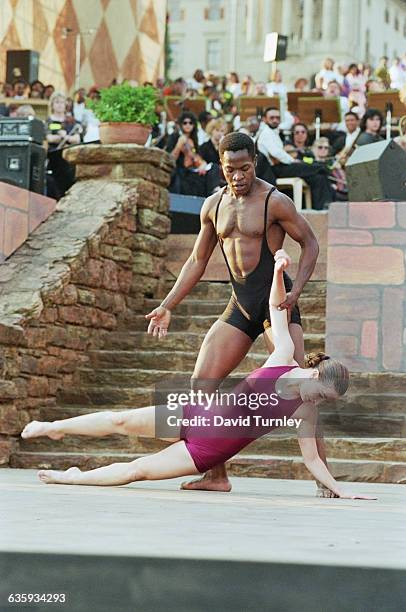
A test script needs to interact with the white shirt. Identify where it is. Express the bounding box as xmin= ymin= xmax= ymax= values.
xmin=389 ymin=64 xmax=406 ymax=89
xmin=255 ymin=122 xmax=294 ymax=165
xmin=198 ymin=126 xmax=209 ymax=146
xmin=317 ymin=69 xmax=341 ymax=89
xmin=344 ymin=127 xmax=360 ymax=149
xmin=266 ymin=82 xmax=287 ymax=98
